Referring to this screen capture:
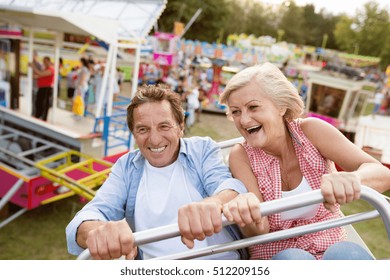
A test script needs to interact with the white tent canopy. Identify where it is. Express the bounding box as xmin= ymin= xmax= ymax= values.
xmin=0 ymin=0 xmax=167 ymax=42
xmin=0 ymin=0 xmax=167 ymax=119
